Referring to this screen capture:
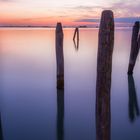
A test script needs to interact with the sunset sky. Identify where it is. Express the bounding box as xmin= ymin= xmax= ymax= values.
xmin=0 ymin=0 xmax=140 ymax=26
